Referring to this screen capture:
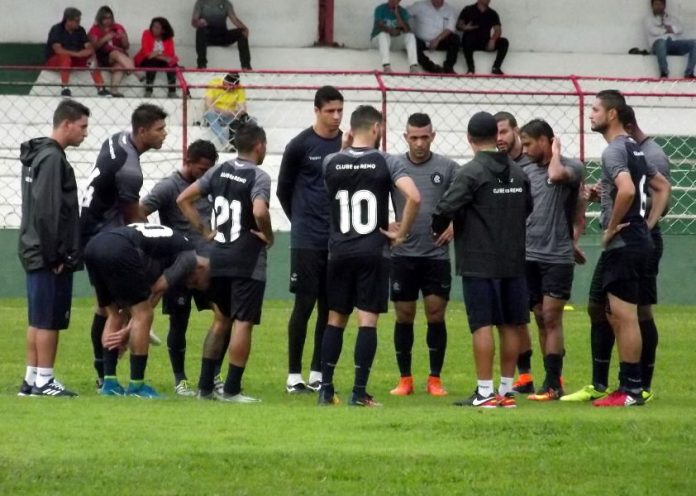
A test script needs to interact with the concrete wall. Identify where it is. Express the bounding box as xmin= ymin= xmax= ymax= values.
xmin=335 ymin=0 xmax=696 ymax=52
xmin=0 ymin=0 xmax=317 ymax=47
